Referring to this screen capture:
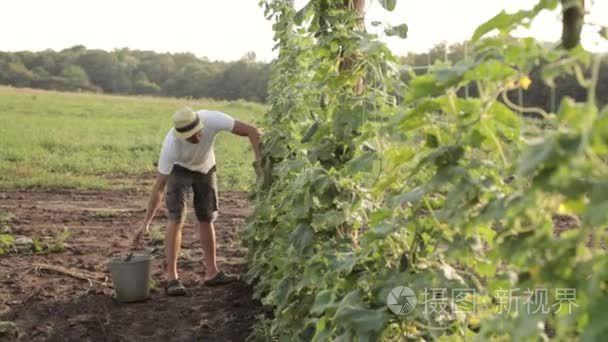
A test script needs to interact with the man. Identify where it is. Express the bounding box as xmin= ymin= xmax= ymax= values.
xmin=132 ymin=107 xmax=262 ymax=296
